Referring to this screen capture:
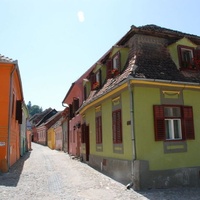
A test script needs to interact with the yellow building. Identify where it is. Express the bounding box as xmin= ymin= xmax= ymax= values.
xmin=47 ymin=127 xmax=55 ymax=150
